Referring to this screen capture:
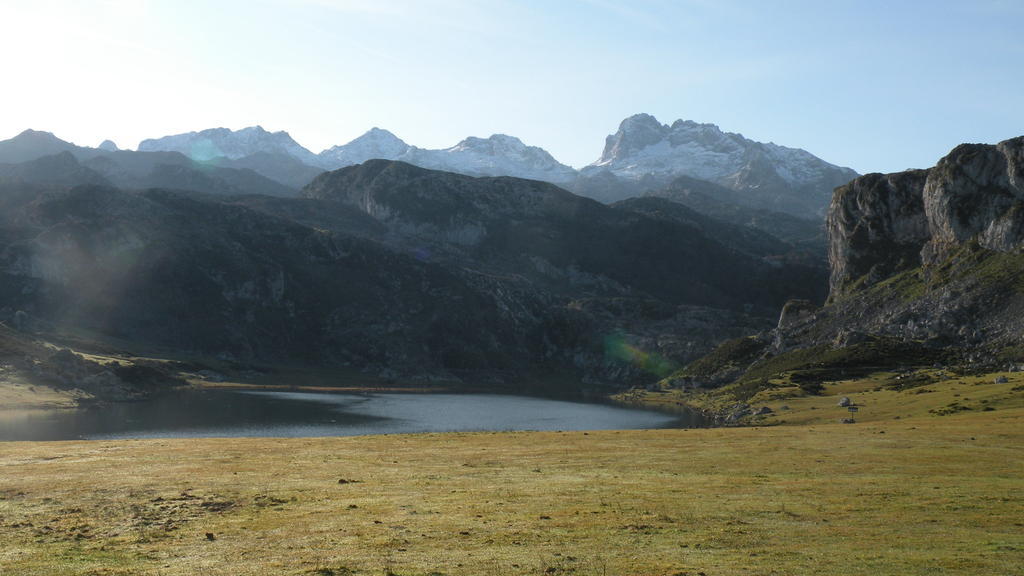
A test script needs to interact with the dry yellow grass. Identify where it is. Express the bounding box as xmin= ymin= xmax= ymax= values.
xmin=619 ymin=368 xmax=1024 ymax=426
xmin=0 ymin=380 xmax=82 ymax=411
xmin=1 ymin=406 xmax=1022 ymax=576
